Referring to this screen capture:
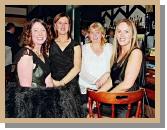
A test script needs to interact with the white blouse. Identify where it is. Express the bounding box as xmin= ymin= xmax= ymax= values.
xmin=79 ymin=43 xmax=112 ymax=94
